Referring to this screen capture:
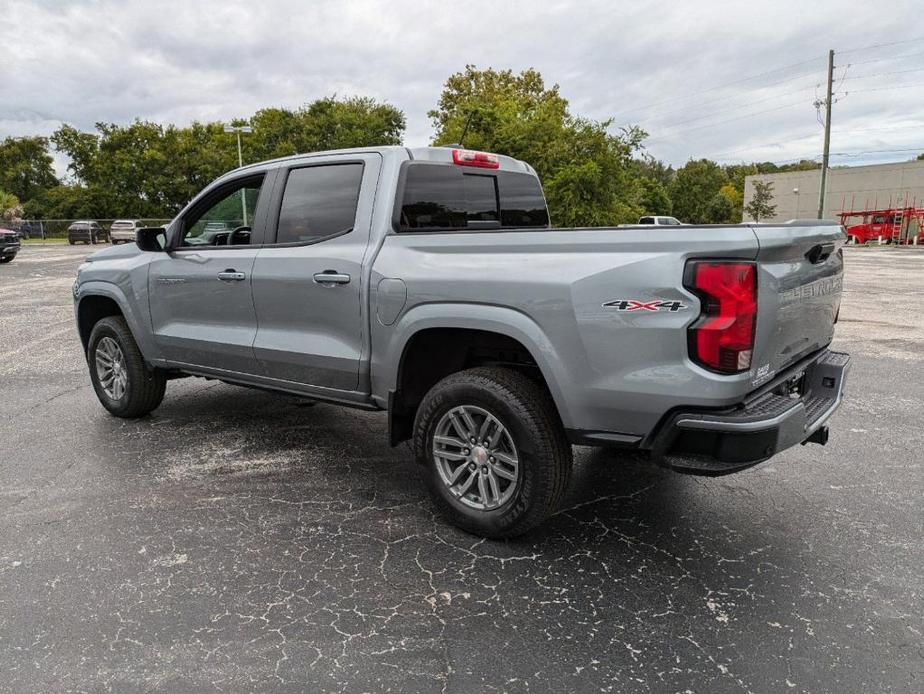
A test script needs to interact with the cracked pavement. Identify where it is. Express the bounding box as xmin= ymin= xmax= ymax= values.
xmin=1 ymin=245 xmax=922 ymax=692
